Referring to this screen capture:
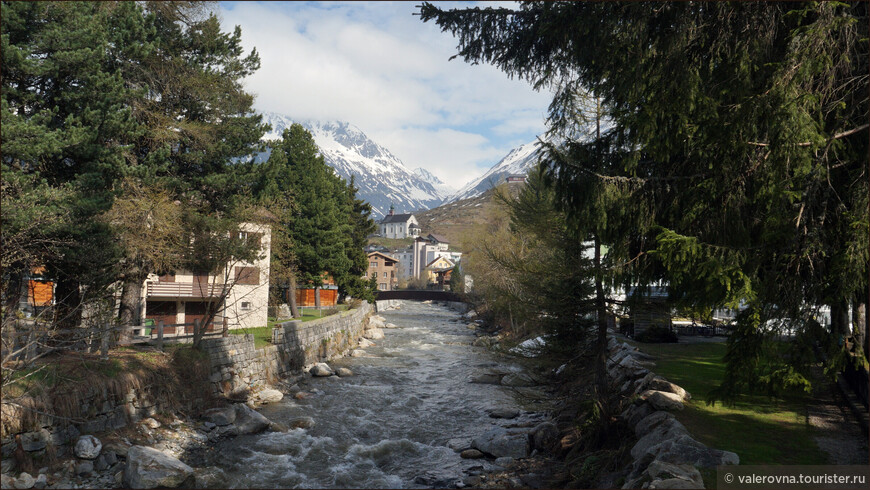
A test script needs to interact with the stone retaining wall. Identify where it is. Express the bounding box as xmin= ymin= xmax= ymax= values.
xmin=607 ymin=336 xmax=739 ymax=489
xmin=1 ymin=304 xmax=374 ymax=468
